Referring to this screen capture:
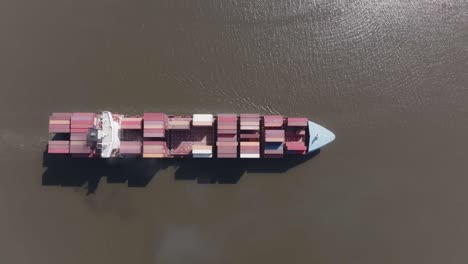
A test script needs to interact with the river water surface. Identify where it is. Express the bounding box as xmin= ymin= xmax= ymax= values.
xmin=0 ymin=0 xmax=467 ymax=263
